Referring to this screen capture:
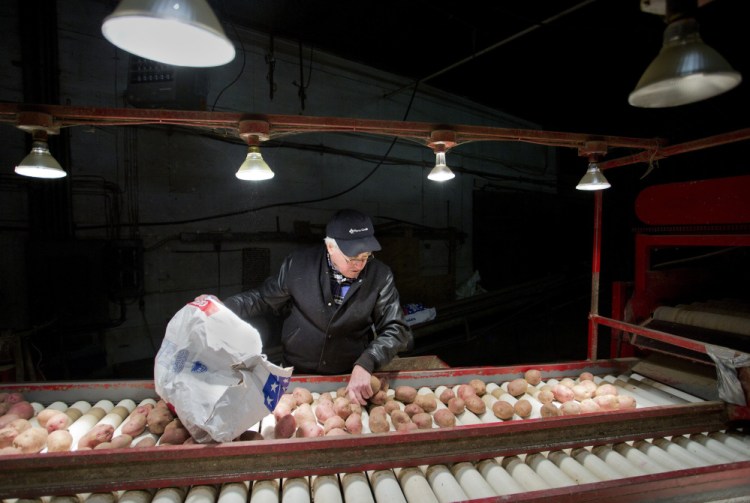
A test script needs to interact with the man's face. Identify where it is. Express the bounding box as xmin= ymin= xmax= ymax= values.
xmin=328 ymin=243 xmax=372 ymax=278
